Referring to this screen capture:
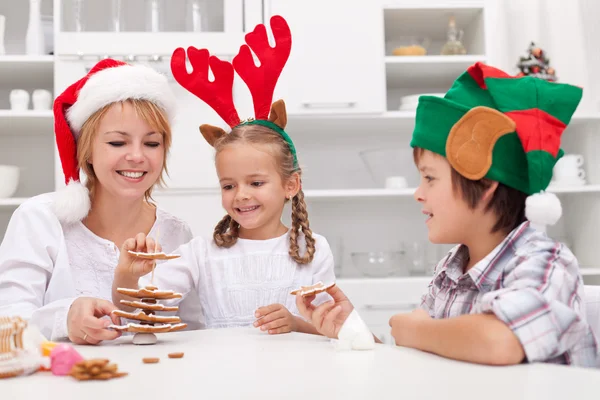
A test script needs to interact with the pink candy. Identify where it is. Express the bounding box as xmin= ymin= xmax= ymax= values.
xmin=49 ymin=344 xmax=84 ymax=376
